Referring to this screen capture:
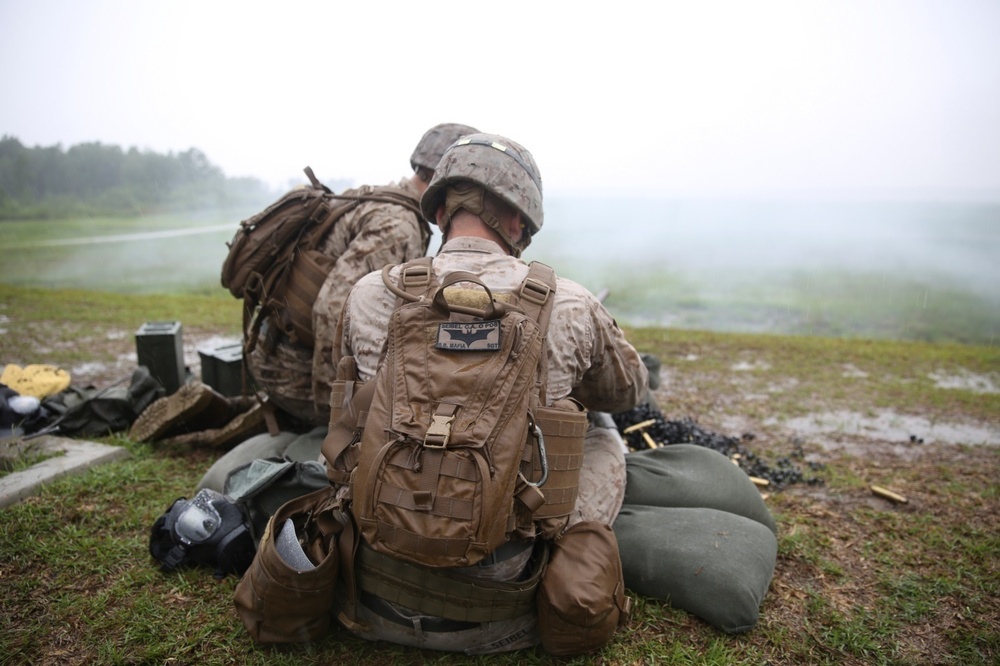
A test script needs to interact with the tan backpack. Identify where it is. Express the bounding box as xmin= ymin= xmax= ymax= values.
xmin=221 ymin=167 xmax=423 ymax=350
xmin=329 ymin=258 xmax=559 ymax=569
